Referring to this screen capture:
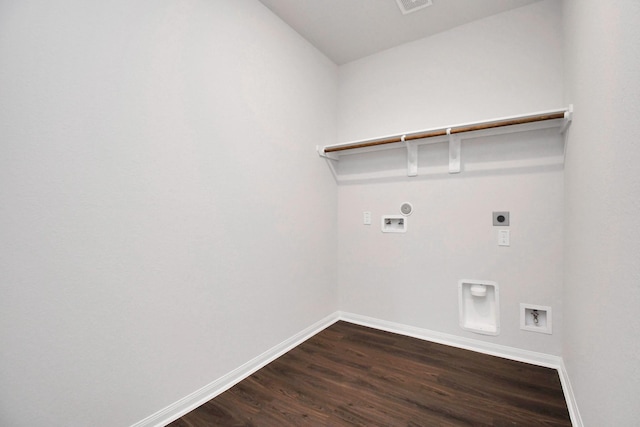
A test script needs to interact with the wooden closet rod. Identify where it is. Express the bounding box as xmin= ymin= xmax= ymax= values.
xmin=324 ymin=111 xmax=566 ymax=153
